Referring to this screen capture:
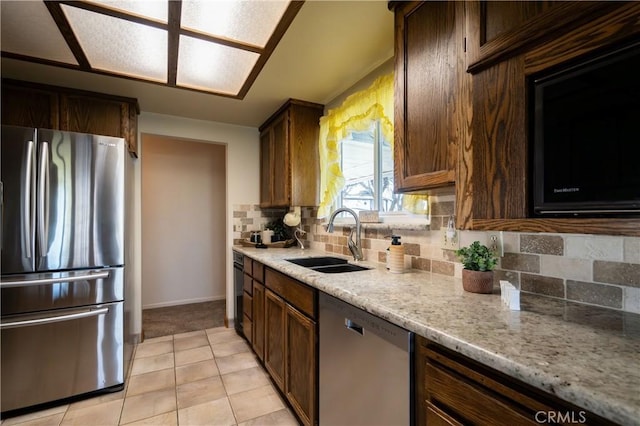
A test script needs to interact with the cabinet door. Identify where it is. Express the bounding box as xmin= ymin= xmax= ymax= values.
xmin=270 ymin=113 xmax=290 ymax=207
xmin=259 ymin=129 xmax=273 ymax=208
xmin=60 ymin=94 xmax=126 ymax=138
xmin=1 ymin=84 xmax=59 ymax=129
xmin=264 ymin=289 xmax=286 ymax=392
xmin=394 ymin=1 xmax=465 ymax=191
xmin=252 ymin=282 xmax=265 ymax=361
xmin=286 ymin=304 xmax=316 ymax=426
